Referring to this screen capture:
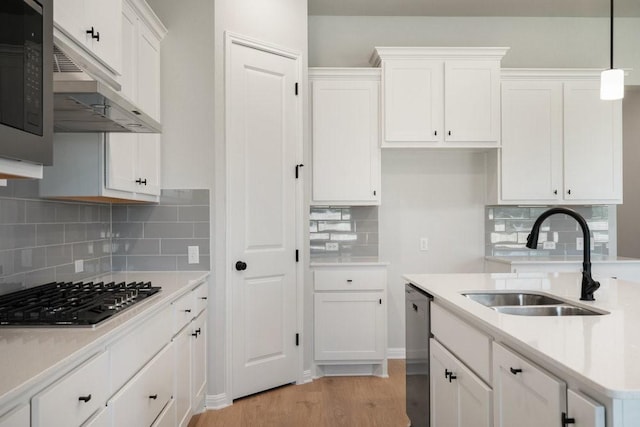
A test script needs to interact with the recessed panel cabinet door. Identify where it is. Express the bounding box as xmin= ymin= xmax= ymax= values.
xmin=564 ymin=82 xmax=622 ymax=202
xmin=383 ymin=60 xmax=443 ymax=143
xmin=493 ymin=342 xmax=566 ymax=427
xmin=500 ymin=81 xmax=563 ymax=202
xmin=445 ymin=60 xmax=500 ymax=142
xmin=312 ymin=79 xmax=380 ymax=204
